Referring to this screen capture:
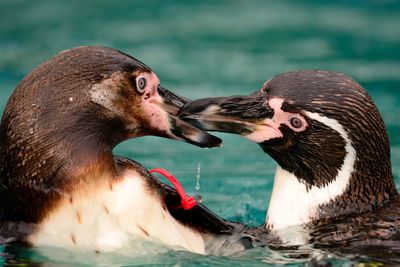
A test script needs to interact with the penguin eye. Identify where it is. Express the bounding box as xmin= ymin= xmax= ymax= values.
xmin=290 ymin=117 xmax=303 ymax=129
xmin=136 ymin=77 xmax=147 ymax=94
